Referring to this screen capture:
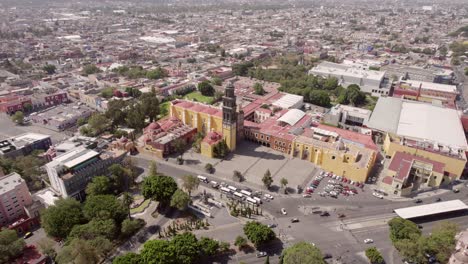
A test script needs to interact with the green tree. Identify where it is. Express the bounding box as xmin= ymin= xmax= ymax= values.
xmin=140 ymin=88 xmax=160 ymax=122
xmin=83 ymin=195 xmax=128 ymax=224
xmin=170 ymin=189 xmax=191 ymax=210
xmin=243 ymin=221 xmax=276 ymax=247
xmin=148 ymin=161 xmax=158 ymax=176
xmin=121 ymin=192 xmax=134 ymax=219
xmin=86 ymin=176 xmax=112 ymax=196
xmin=280 ymin=178 xmax=288 ymax=191
xmin=233 ymin=170 xmax=243 ymax=182
xmin=0 ymin=229 xmax=25 ymax=263
xmin=108 ymin=164 xmax=131 ymax=193
xmin=346 ymin=84 xmax=366 ymax=106
xmin=198 ymin=81 xmax=215 ymax=96
xmin=388 ymin=217 xmax=421 ymax=243
xmin=365 ymin=247 xmax=385 ymax=264
xmin=323 ymin=77 xmax=338 ymax=90
xmin=253 ymin=83 xmax=266 ymax=95
xmin=41 ymin=198 xmax=85 ymax=239
xmin=282 ymin=242 xmax=325 ymax=264
xmin=37 ymin=237 xmax=57 ymax=260
xmin=121 ymin=219 xmax=143 ymax=238
xmin=82 ymin=64 xmax=101 ymax=76
xmin=173 ymin=138 xmax=187 ymax=159
xmin=198 ymin=237 xmax=220 ymax=255
xmin=146 ymin=67 xmax=166 ymax=80
xmin=211 ymin=77 xmax=222 ymax=86
xmin=182 ymin=175 xmax=199 ymax=196
xmin=234 ymin=235 xmax=248 ymax=250
xmin=56 ymin=238 xmax=99 ymax=264
xmin=100 ymin=87 xmax=115 ymax=99
xmin=423 ymin=221 xmax=459 ymax=263
xmin=140 ymin=239 xmax=175 ymax=264
xmin=87 ymin=114 xmax=110 ymax=135
xmin=105 ymin=100 xmax=128 ymax=128
xmin=77 ymin=117 xmax=87 ymax=126
xmin=142 ymin=175 xmax=178 ymax=204
xmin=213 ymin=139 xmax=229 ymax=158
xmin=11 ymin=111 xmax=24 ymax=125
xmin=309 ymin=90 xmax=331 ymax=107
xmin=205 ymin=163 xmax=214 ymax=173
xmin=113 ymin=252 xmax=141 ymax=264
xmin=125 ymin=104 xmax=146 ymax=130
xmin=68 ymin=219 xmax=117 ymax=240
xmin=43 ymin=64 xmax=56 ymax=74
xmin=171 ymin=232 xmax=201 ymax=264
xmin=262 ymin=169 xmax=273 ymax=189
